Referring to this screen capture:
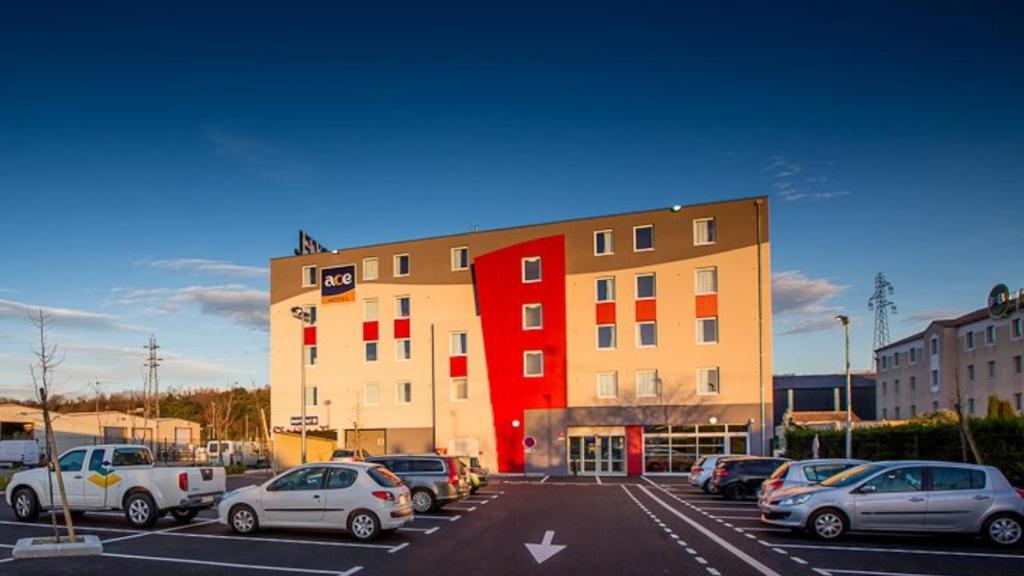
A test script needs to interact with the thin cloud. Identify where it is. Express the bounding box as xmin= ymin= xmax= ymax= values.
xmin=112 ymin=284 xmax=269 ymax=331
xmin=148 ymin=258 xmax=267 ymax=279
xmin=764 ymin=156 xmax=850 ymax=202
xmin=205 ymin=126 xmax=310 ymax=185
xmin=0 ymin=298 xmax=143 ymax=332
xmin=902 ymin=308 xmax=964 ymax=325
xmin=773 ymin=271 xmax=848 ymax=336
